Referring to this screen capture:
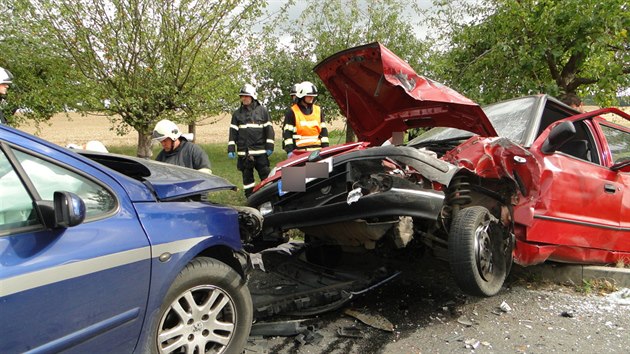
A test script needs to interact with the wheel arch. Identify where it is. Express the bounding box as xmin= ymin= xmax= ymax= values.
xmin=198 ymin=245 xmax=250 ymax=280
